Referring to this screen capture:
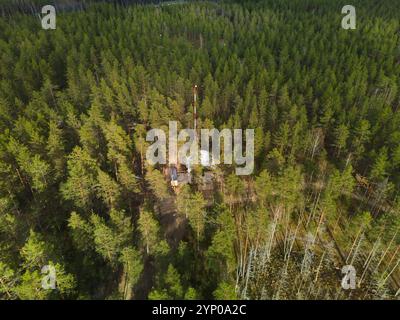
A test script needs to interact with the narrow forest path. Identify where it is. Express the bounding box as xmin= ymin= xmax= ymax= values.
xmin=155 ymin=196 xmax=188 ymax=249
xmin=134 ymin=195 xmax=188 ymax=299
